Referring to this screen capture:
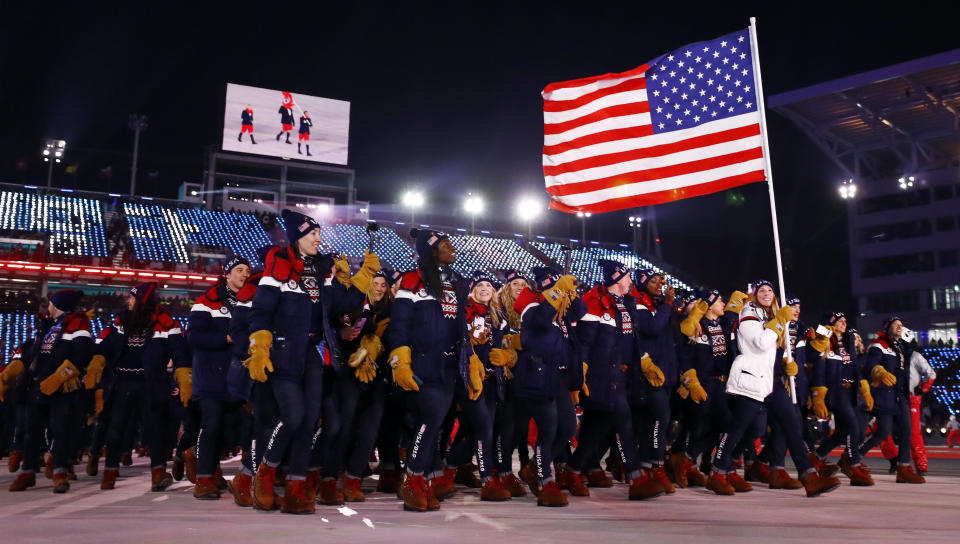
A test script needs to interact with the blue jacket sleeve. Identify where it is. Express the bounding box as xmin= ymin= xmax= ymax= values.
xmin=187 ymin=308 xmax=229 ymax=351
